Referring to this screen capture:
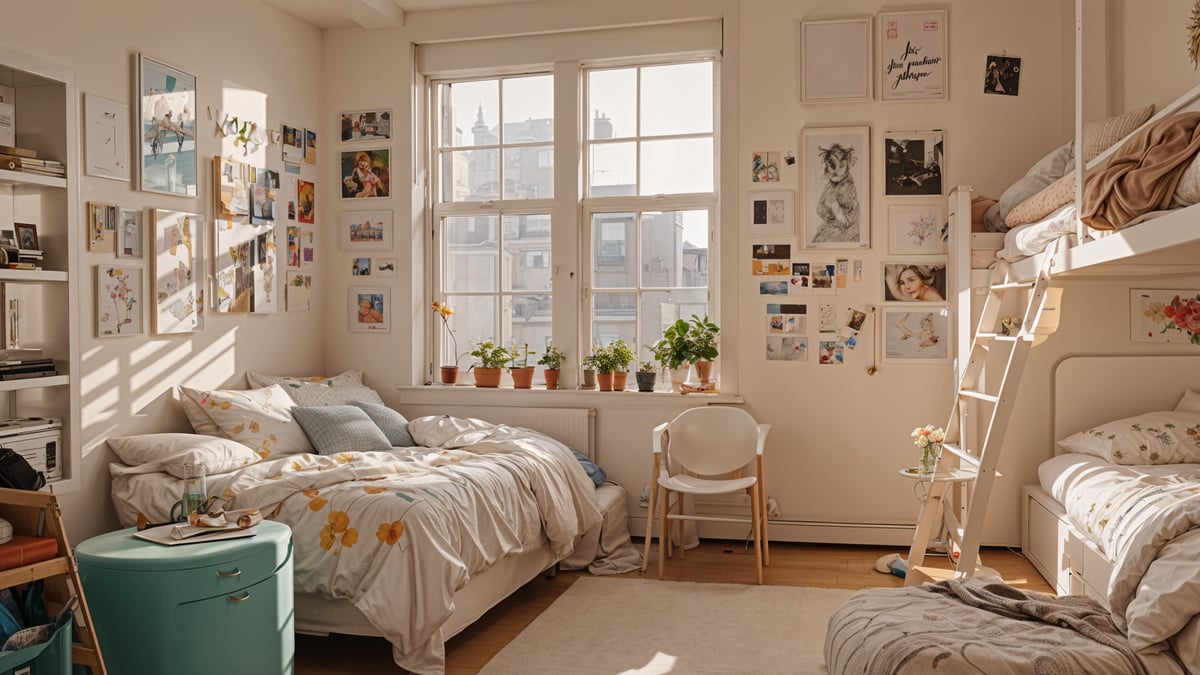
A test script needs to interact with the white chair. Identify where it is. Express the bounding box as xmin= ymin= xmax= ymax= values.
xmin=641 ymin=407 xmax=770 ymax=584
